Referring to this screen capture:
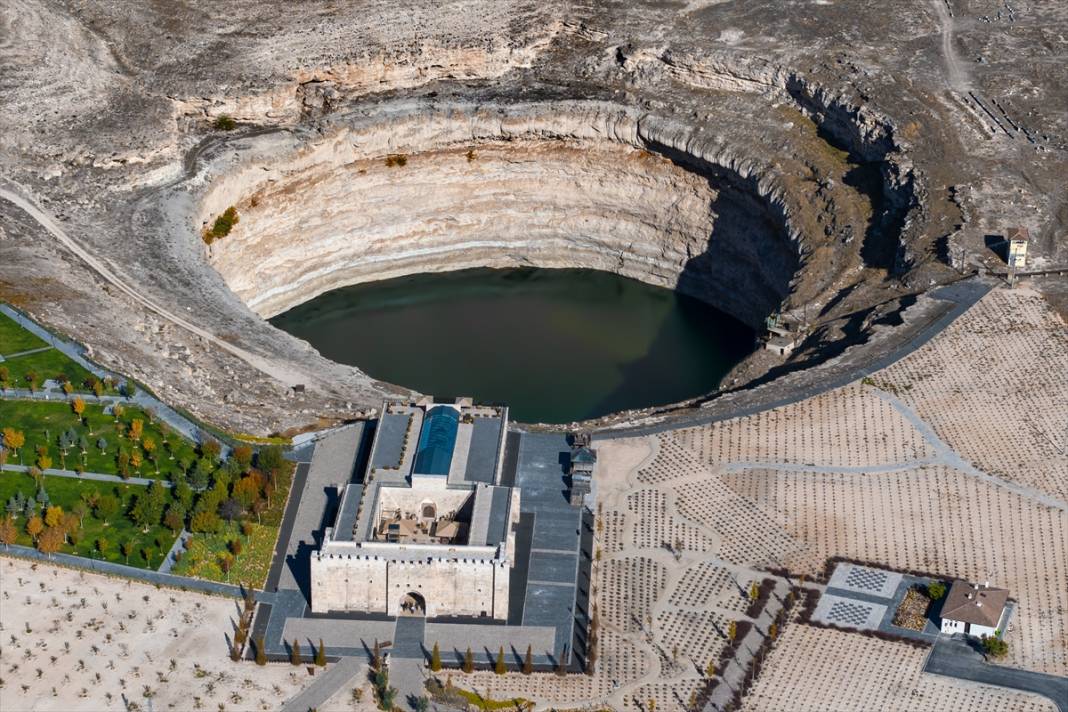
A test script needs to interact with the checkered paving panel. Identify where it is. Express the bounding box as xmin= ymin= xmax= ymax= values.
xmin=845 ymin=566 xmax=889 ymax=593
xmin=826 ymin=600 xmax=875 ymax=627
